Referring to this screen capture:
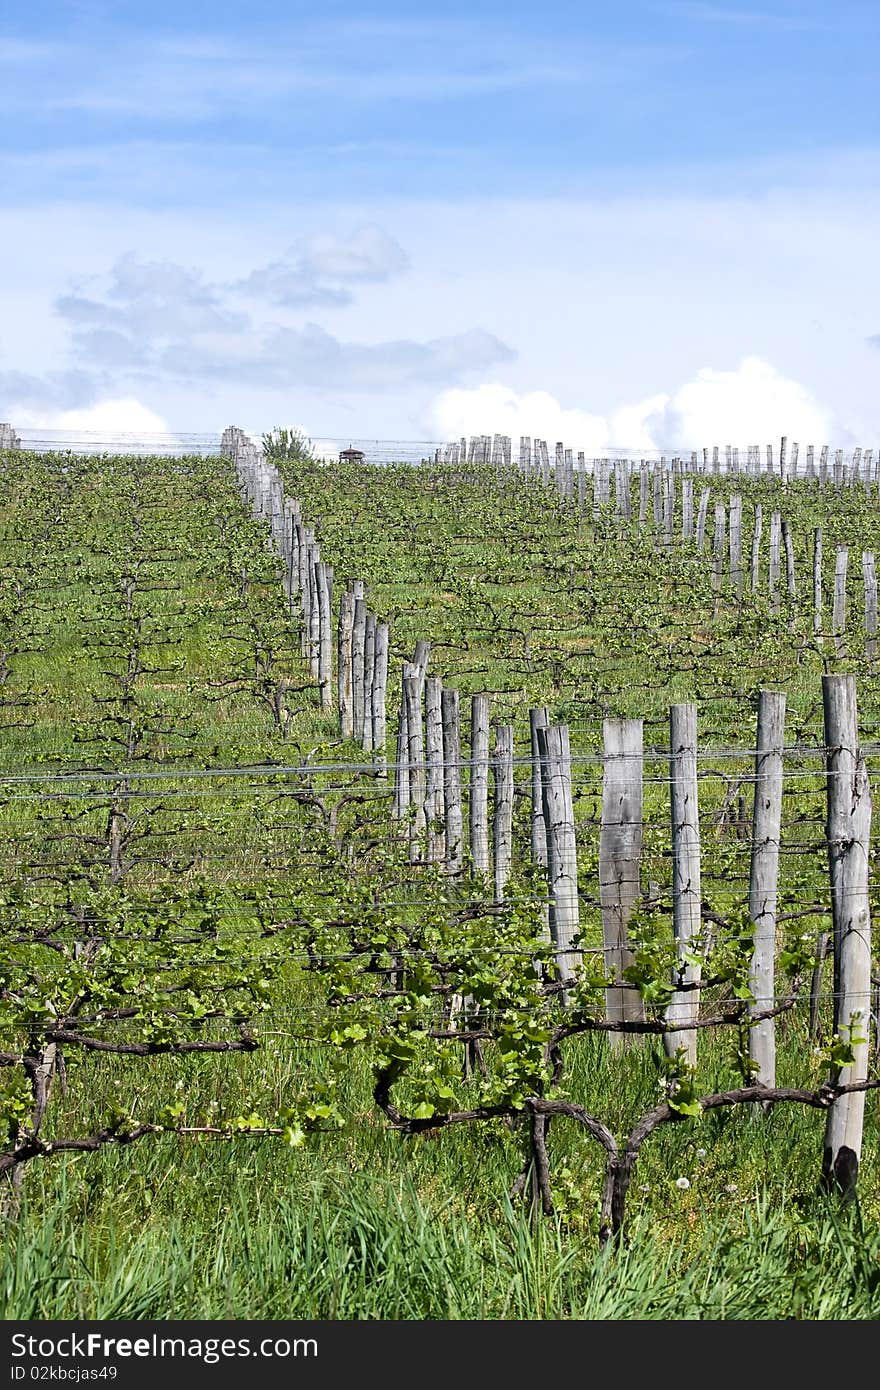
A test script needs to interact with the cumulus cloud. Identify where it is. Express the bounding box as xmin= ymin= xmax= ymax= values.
xmin=297 ymin=225 xmax=409 ymax=281
xmin=235 ymin=225 xmax=408 ymax=308
xmin=44 ymin=239 xmax=506 ymax=393
xmin=13 ymin=397 xmax=171 ymax=436
xmin=426 ymin=357 xmax=835 ymax=452
xmin=57 ymin=253 xmax=248 ymax=346
xmin=235 ymin=263 xmax=354 ymax=309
